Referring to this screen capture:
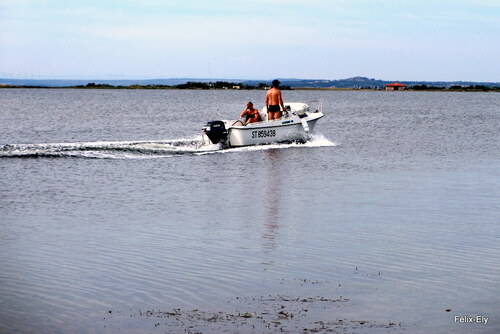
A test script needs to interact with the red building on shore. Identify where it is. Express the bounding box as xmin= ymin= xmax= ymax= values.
xmin=385 ymin=83 xmax=408 ymax=91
